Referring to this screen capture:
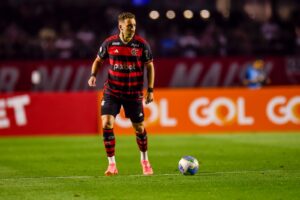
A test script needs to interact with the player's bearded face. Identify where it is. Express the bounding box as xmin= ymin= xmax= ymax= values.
xmin=120 ymin=18 xmax=136 ymax=39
